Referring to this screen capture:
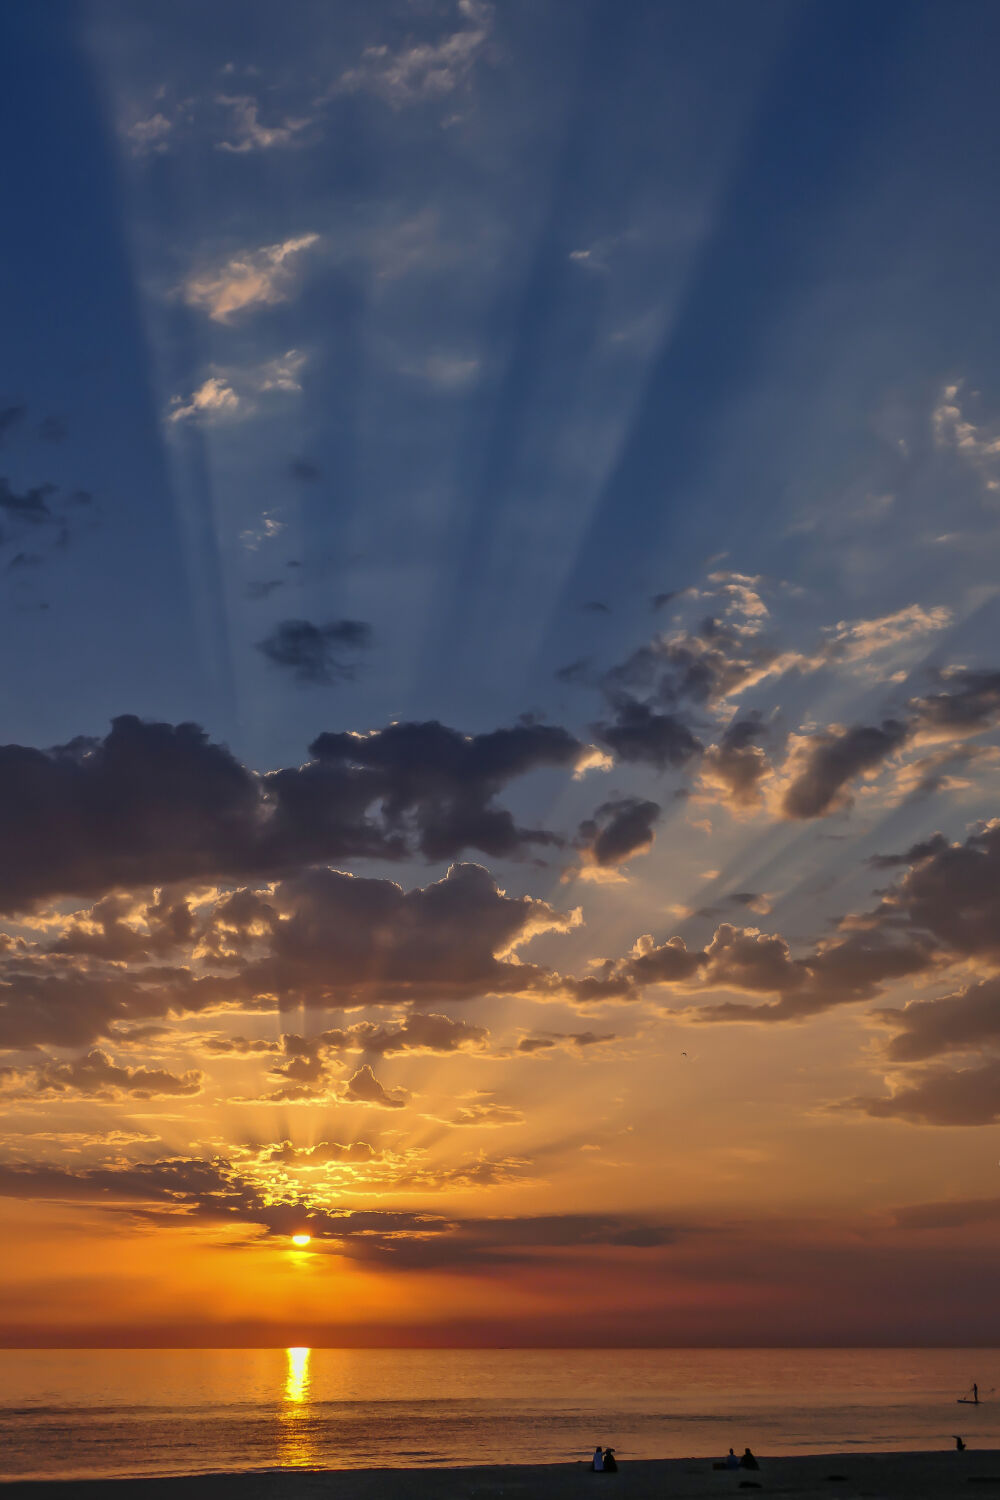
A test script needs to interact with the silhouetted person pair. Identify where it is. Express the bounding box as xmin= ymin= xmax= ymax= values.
xmin=590 ymin=1447 xmax=617 ymax=1472
xmin=717 ymin=1446 xmax=758 ymax=1472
